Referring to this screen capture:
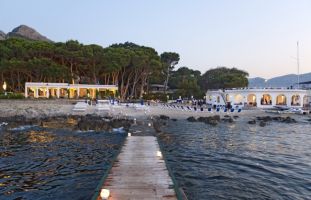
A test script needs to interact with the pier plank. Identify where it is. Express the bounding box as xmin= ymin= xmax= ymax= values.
xmin=96 ymin=136 xmax=177 ymax=200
